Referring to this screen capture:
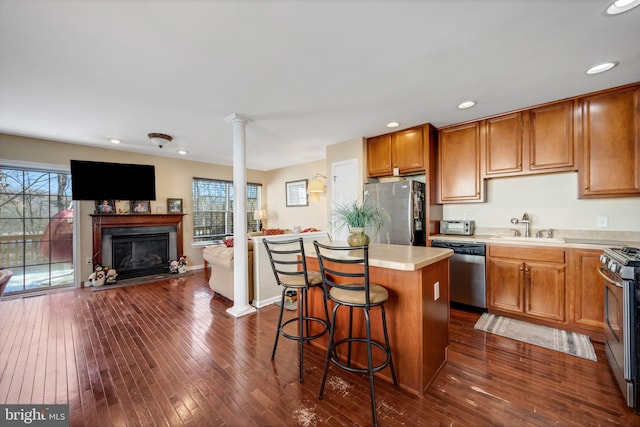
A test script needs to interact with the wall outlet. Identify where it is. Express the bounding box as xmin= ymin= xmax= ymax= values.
xmin=597 ymin=216 xmax=608 ymax=228
xmin=434 ymin=281 xmax=440 ymax=301
xmin=86 ymin=256 xmax=92 ymax=265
